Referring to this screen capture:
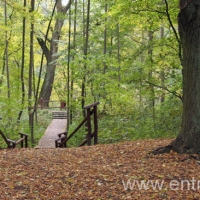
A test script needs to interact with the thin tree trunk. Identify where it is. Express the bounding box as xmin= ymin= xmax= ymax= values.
xmin=81 ymin=0 xmax=90 ymax=117
xmin=17 ymin=0 xmax=26 ymax=122
xmin=102 ymin=1 xmax=108 ymax=112
xmin=67 ymin=1 xmax=72 ymax=132
xmin=29 ymin=0 xmax=35 ymax=144
xmin=70 ymin=0 xmax=77 ymax=124
xmin=117 ymin=23 xmax=121 ymax=85
xmin=103 ymin=2 xmax=107 ymax=74
xmin=139 ymin=30 xmax=145 ymax=126
xmin=160 ymin=0 xmax=165 ymax=103
xmin=160 ymin=25 xmax=165 ymax=103
xmin=148 ymin=30 xmax=155 ymax=128
xmin=0 ymin=53 xmax=5 ymax=86
xmin=4 ymin=0 xmax=10 ymax=99
xmin=81 ymin=0 xmax=86 ymax=116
